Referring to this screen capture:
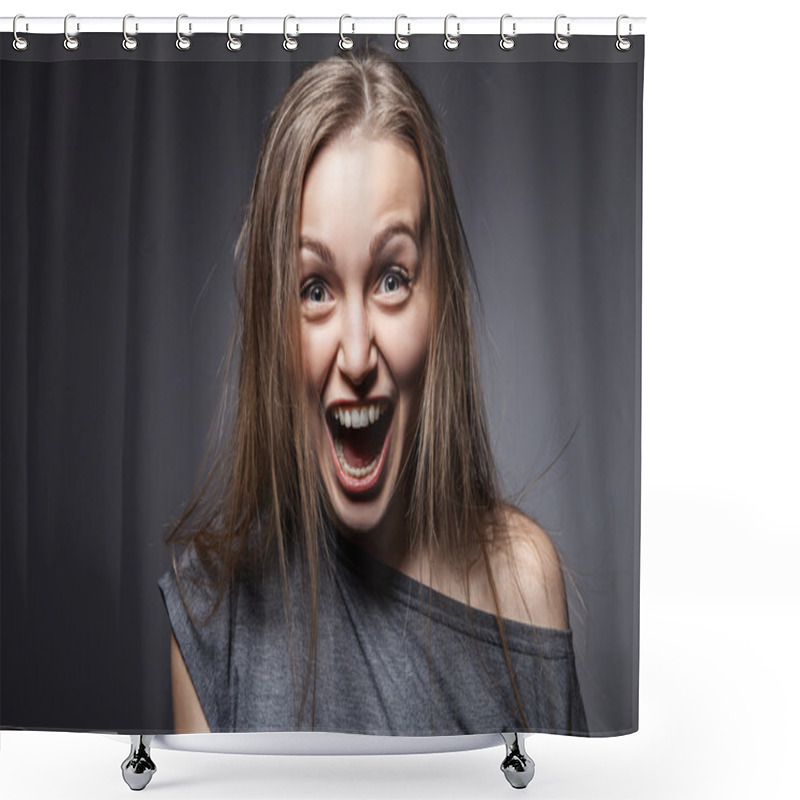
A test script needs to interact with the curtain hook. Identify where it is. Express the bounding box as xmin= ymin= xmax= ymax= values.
xmin=64 ymin=13 xmax=79 ymax=51
xmin=283 ymin=15 xmax=298 ymax=51
xmin=339 ymin=15 xmax=354 ymax=50
xmin=444 ymin=14 xmax=460 ymax=51
xmin=176 ymin=13 xmax=191 ymax=51
xmin=122 ymin=15 xmax=138 ymax=51
xmin=500 ymin=14 xmax=516 ymax=50
xmin=554 ymin=14 xmax=570 ymax=51
xmin=616 ymin=14 xmax=632 ymax=51
xmin=12 ymin=14 xmax=29 ymax=51
xmin=227 ymin=15 xmax=242 ymax=51
xmin=394 ymin=14 xmax=410 ymax=51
